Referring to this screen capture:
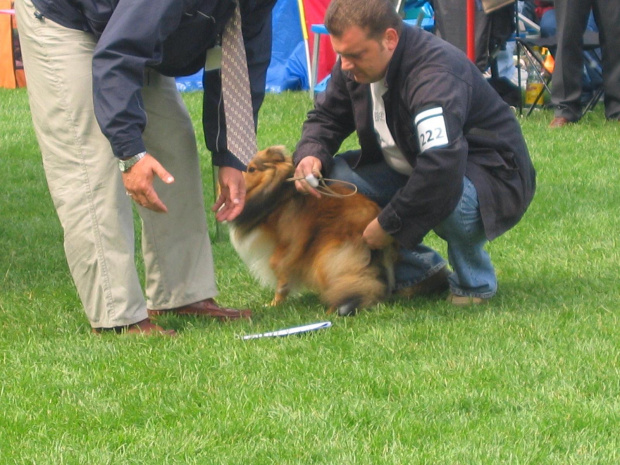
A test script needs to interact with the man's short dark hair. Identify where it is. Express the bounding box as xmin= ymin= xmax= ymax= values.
xmin=325 ymin=0 xmax=403 ymax=39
